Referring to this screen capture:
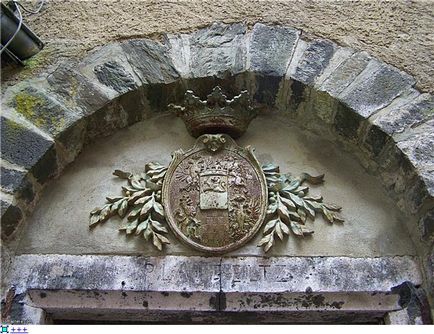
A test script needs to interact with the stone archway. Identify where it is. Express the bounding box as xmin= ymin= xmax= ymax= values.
xmin=1 ymin=22 xmax=433 ymax=324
